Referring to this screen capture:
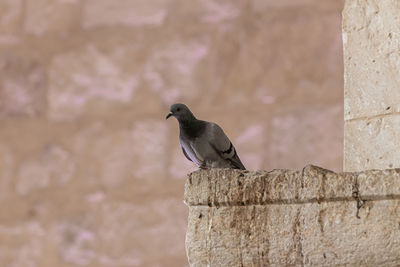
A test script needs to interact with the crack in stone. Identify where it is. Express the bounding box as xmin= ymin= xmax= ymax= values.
xmin=352 ymin=175 xmax=365 ymax=219
xmin=189 ymin=194 xmax=400 ymax=207
xmin=293 ymin=208 xmax=304 ymax=266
